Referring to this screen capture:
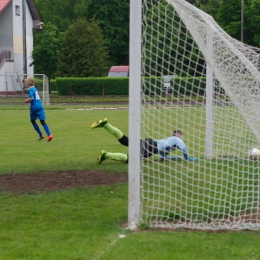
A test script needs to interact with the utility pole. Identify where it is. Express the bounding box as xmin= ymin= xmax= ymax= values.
xmin=241 ymin=0 xmax=244 ymax=42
